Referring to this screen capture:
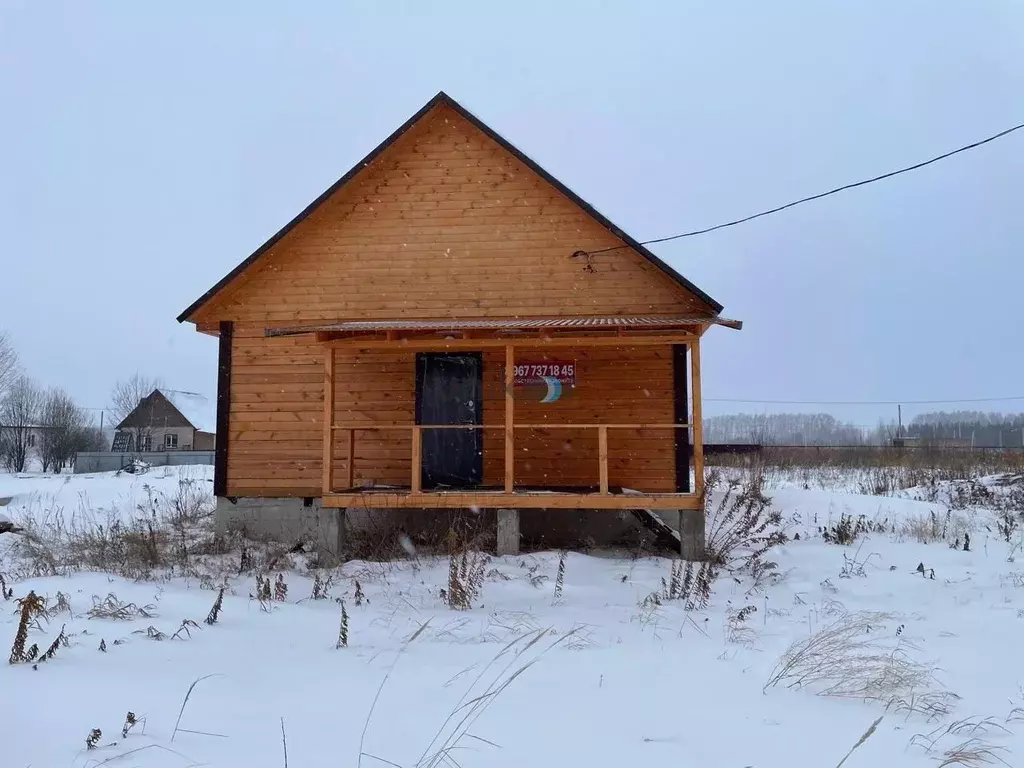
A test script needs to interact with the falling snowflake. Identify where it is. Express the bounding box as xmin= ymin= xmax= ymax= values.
xmin=399 ymin=534 xmax=417 ymax=556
